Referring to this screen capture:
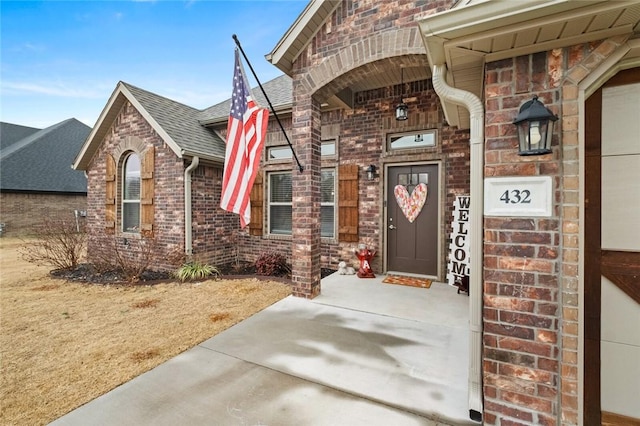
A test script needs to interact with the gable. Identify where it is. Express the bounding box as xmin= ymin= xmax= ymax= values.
xmin=266 ymin=0 xmax=341 ymax=76
xmin=73 ymin=82 xmax=227 ymax=171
